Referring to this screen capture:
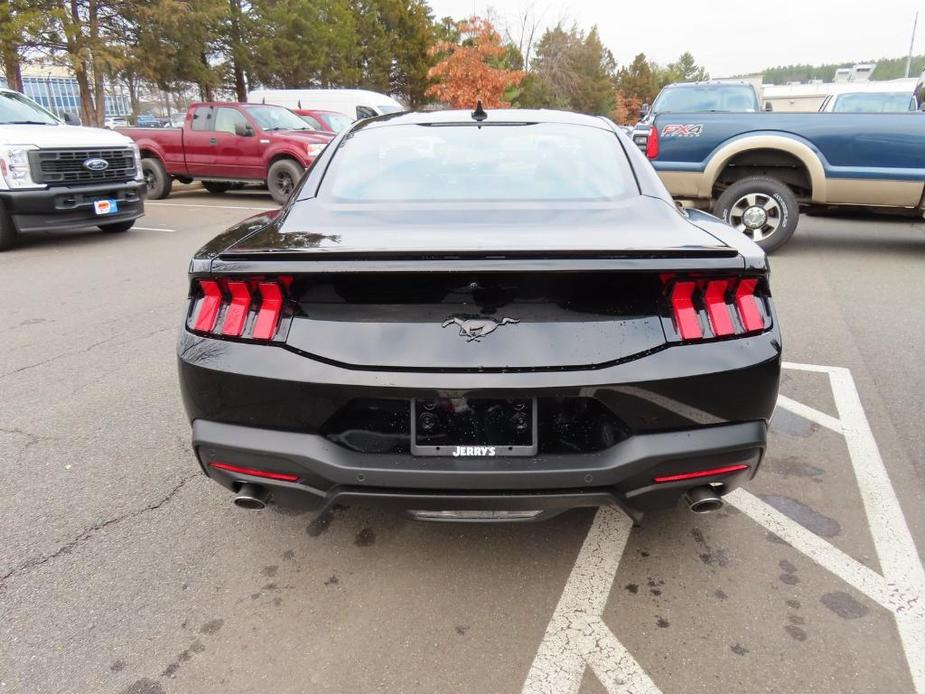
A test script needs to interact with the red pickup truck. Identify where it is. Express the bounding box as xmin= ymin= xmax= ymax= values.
xmin=121 ymin=102 xmax=334 ymax=204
